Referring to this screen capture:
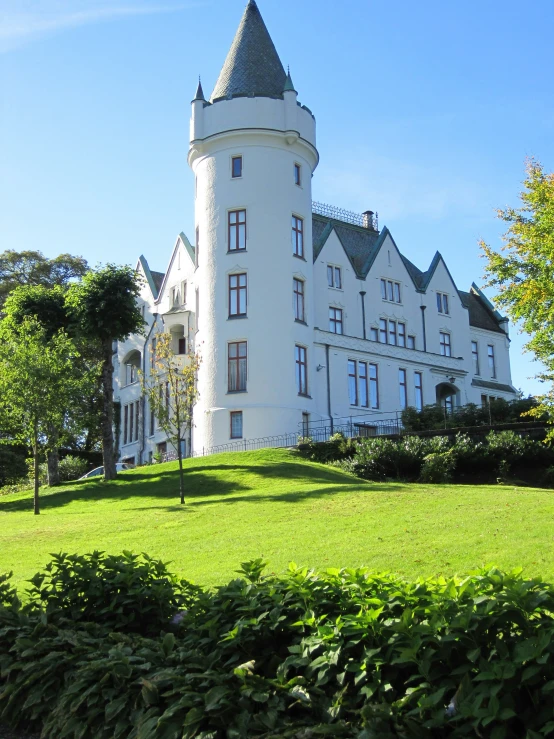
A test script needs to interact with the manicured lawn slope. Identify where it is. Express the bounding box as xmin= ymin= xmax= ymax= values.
xmin=1 ymin=448 xmax=553 ymax=587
